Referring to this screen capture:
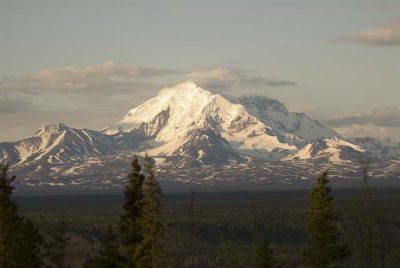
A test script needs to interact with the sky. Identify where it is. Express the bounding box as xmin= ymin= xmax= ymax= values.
xmin=1 ymin=0 xmax=399 ymax=142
